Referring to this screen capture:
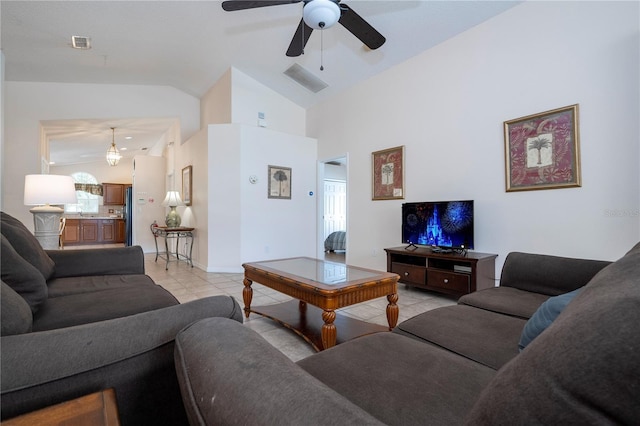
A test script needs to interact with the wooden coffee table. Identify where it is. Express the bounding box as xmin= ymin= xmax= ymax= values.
xmin=242 ymin=257 xmax=399 ymax=351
